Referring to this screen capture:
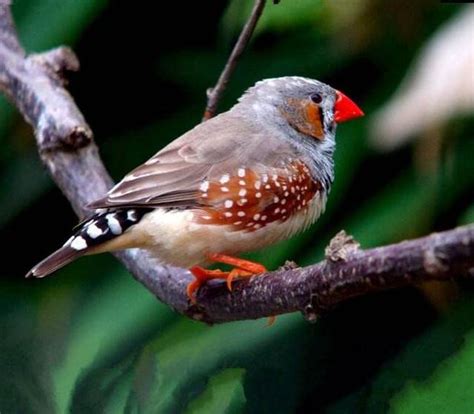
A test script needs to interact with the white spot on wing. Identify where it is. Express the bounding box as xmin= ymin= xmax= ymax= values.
xmin=86 ymin=222 xmax=103 ymax=239
xmin=127 ymin=210 xmax=137 ymax=222
xmin=71 ymin=236 xmax=87 ymax=250
xmin=106 ymin=214 xmax=122 ymax=235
